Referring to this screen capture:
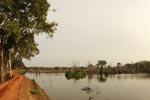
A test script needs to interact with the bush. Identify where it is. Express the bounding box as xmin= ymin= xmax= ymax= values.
xmin=65 ymin=70 xmax=86 ymax=80
xmin=18 ymin=71 xmax=26 ymax=75
xmin=30 ymin=89 xmax=39 ymax=94
xmin=31 ymin=79 xmax=36 ymax=85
